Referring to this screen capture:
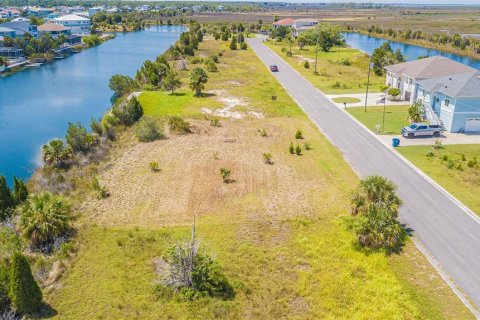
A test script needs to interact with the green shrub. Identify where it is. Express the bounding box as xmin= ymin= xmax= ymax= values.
xmin=441 ymin=154 xmax=449 ymax=162
xmin=189 ymin=57 xmax=203 ymax=64
xmin=304 ymin=142 xmax=311 ymax=150
xmin=149 ymin=162 xmax=161 ymax=172
xmin=209 ymin=55 xmax=219 ymax=63
xmin=295 ymin=130 xmax=303 ymax=139
xmin=229 ymin=37 xmax=237 ymax=50
xmin=8 ymin=252 xmax=43 ymax=314
xmin=446 ymin=159 xmax=455 ymax=169
xmin=295 ymin=145 xmax=302 ymax=155
xmin=467 ymin=157 xmax=477 ymax=168
xmin=210 ymin=118 xmax=221 ymax=127
xmin=0 ymin=265 xmax=9 ymax=312
xmin=240 ymin=42 xmax=248 ymax=50
xmin=461 ymin=154 xmax=467 ymax=161
xmin=258 ymin=128 xmax=267 ymax=137
xmin=380 ymin=85 xmax=390 ymax=93
xmin=289 ymin=142 xmax=295 ymax=154
xmin=432 ymin=139 xmax=444 ymax=150
xmin=206 ymin=60 xmax=218 ymax=72
xmin=135 ymin=117 xmax=163 ymax=142
xmin=220 ymin=168 xmax=231 ymax=183
xmin=90 ymin=117 xmax=103 ymax=136
xmin=286 ymin=51 xmax=292 ymax=57
xmin=168 ymin=116 xmax=191 ymax=134
xmin=426 ymin=151 xmax=435 ymax=158
xmin=339 ymin=58 xmax=351 ymax=66
xmin=12 ymin=177 xmax=28 ymax=205
xmin=304 ymin=61 xmax=310 ymax=69
xmin=263 ymin=153 xmax=273 ymax=164
xmin=92 ymin=177 xmax=109 ymax=199
xmin=0 ymin=176 xmax=14 ymax=220
xmin=112 ymin=96 xmax=144 ymax=126
xmin=20 ymin=192 xmax=72 ymax=249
